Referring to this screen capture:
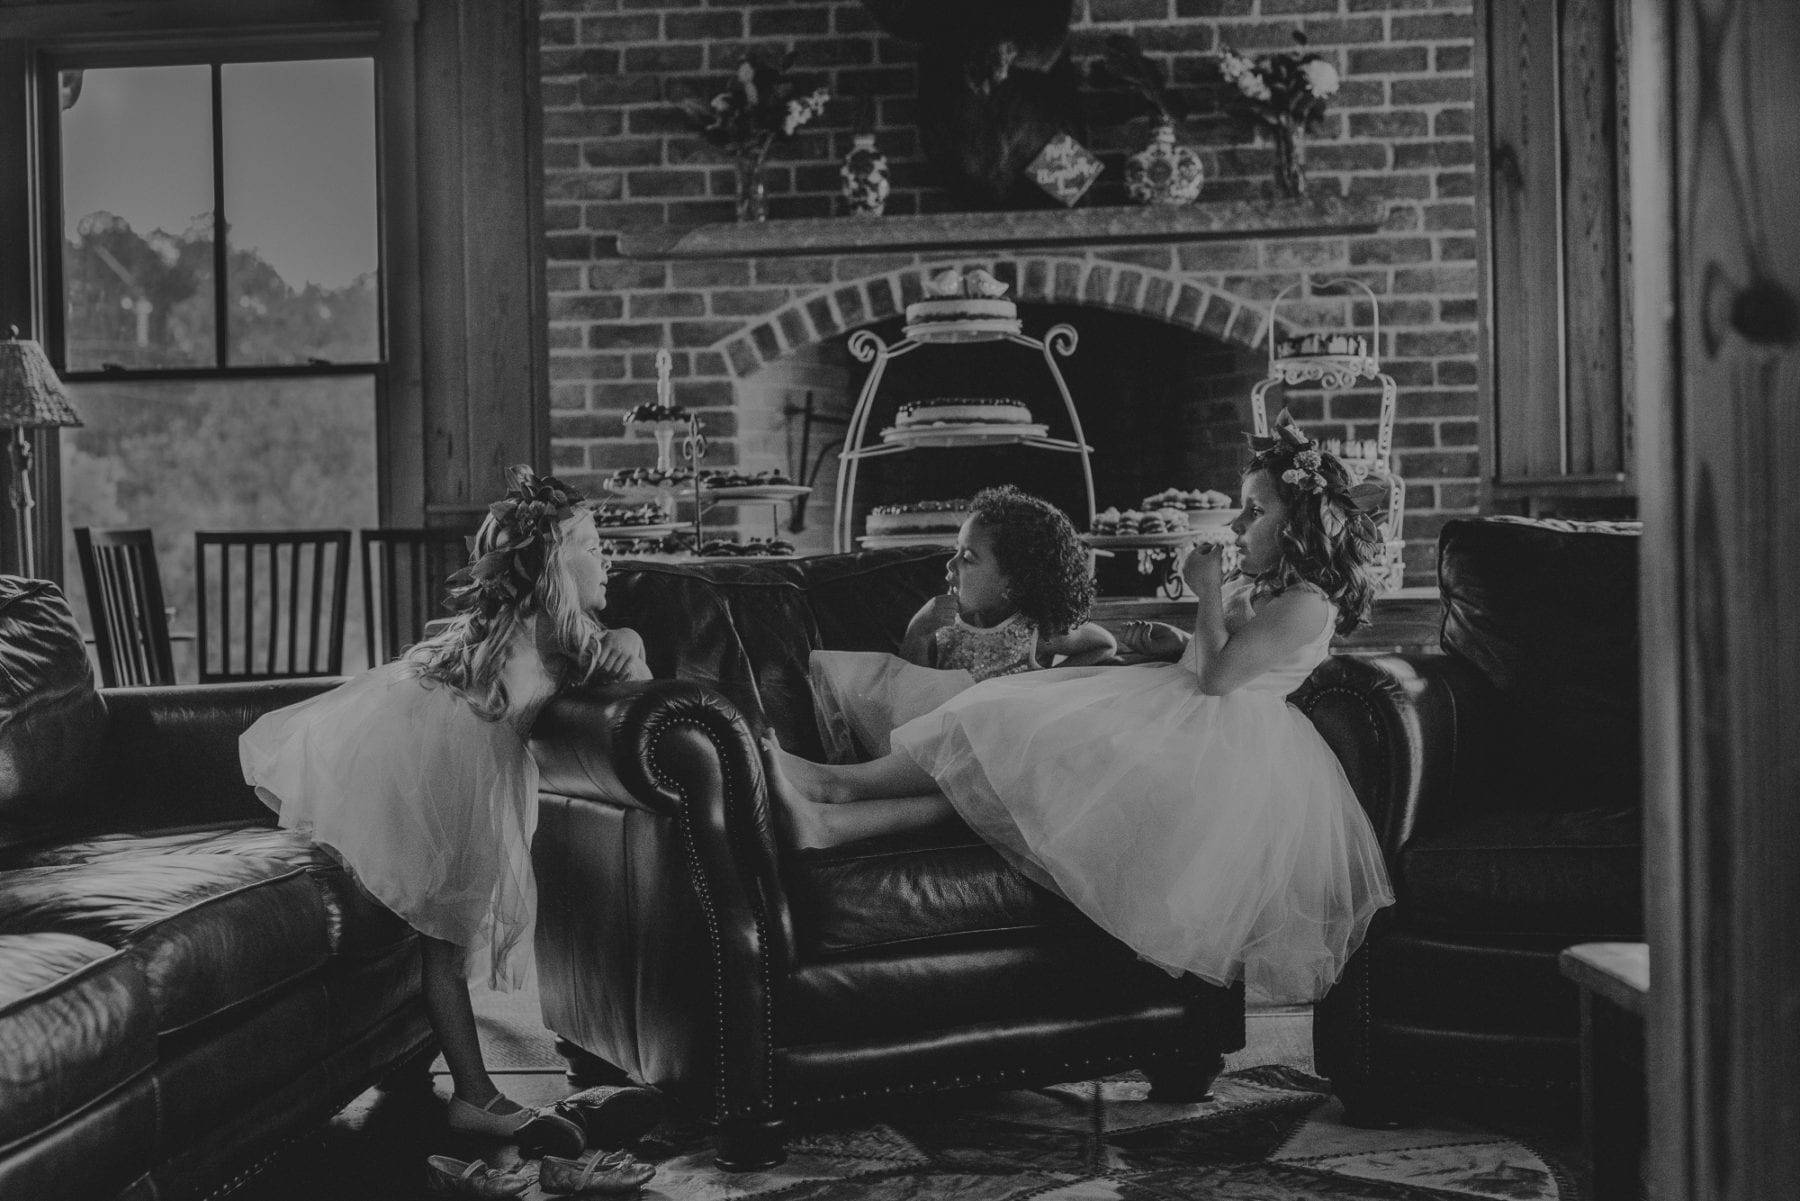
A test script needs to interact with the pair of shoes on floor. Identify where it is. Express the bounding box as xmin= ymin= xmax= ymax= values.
xmin=424 ymin=1155 xmax=530 ymax=1198
xmin=539 ymin=1149 xmax=657 ymax=1196
xmin=533 ymin=1084 xmax=665 ymax=1152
